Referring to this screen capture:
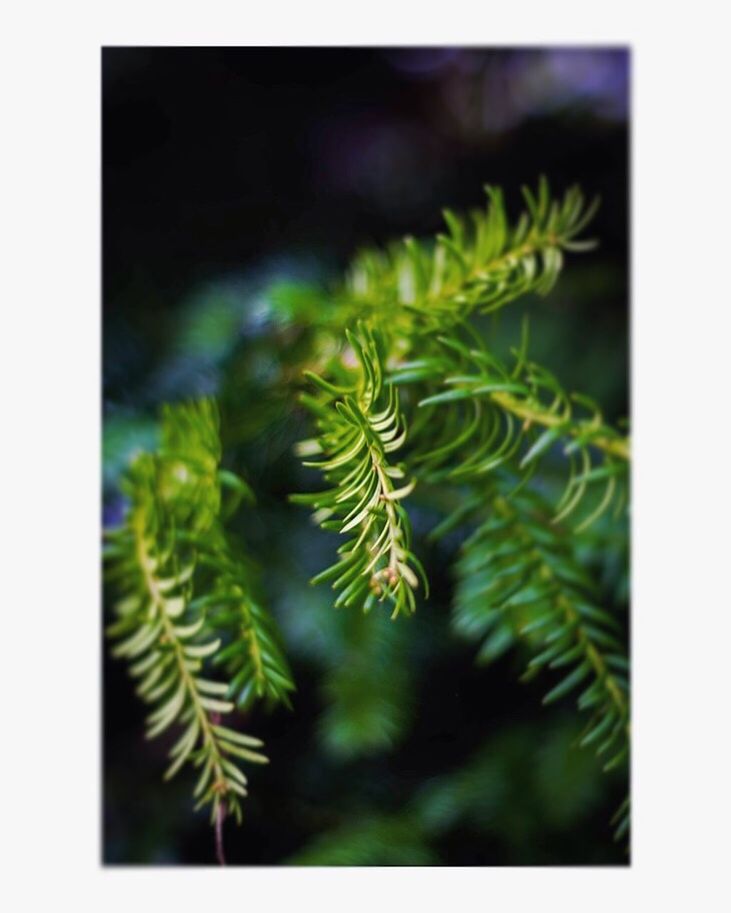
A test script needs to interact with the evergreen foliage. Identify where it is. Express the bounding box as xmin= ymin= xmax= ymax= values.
xmin=104 ymin=400 xmax=293 ymax=827
xmin=392 ymin=325 xmax=628 ymax=528
xmin=292 ymin=178 xmax=630 ymax=842
xmin=292 ymin=325 xmax=427 ymax=618
xmin=342 ymin=178 xmax=599 ymax=332
xmin=104 ymin=178 xmax=630 ymax=856
xmin=445 ymin=484 xmax=629 ymax=840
